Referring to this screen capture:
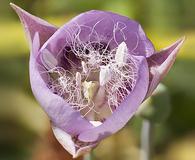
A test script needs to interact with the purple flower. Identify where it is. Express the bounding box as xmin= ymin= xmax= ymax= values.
xmin=11 ymin=3 xmax=184 ymax=158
